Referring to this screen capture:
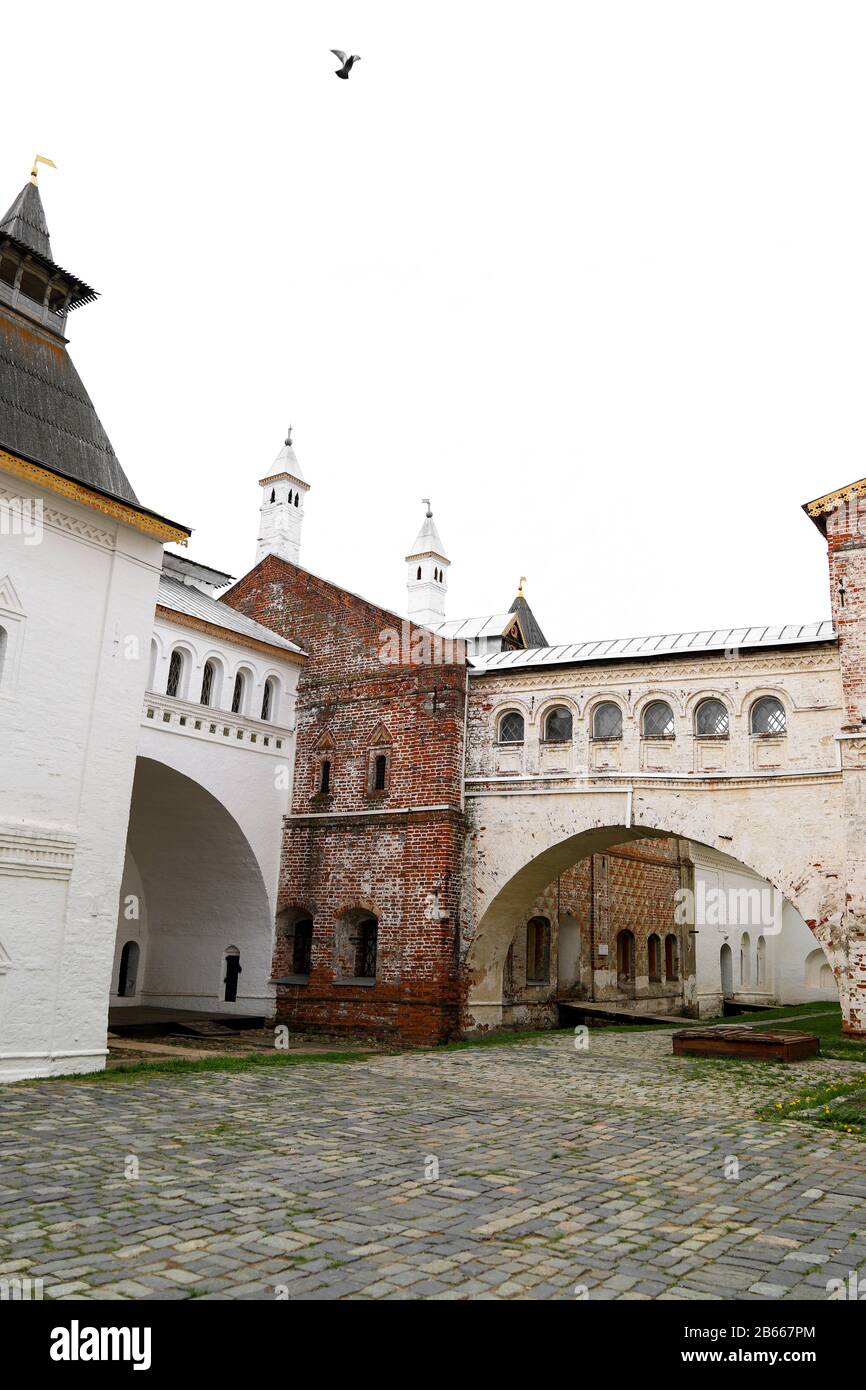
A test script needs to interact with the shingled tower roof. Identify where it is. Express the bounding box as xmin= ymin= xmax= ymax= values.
xmin=0 ymin=173 xmax=140 ymax=505
xmin=0 ymin=180 xmax=54 ymax=261
xmin=507 ymin=582 xmax=548 ymax=647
